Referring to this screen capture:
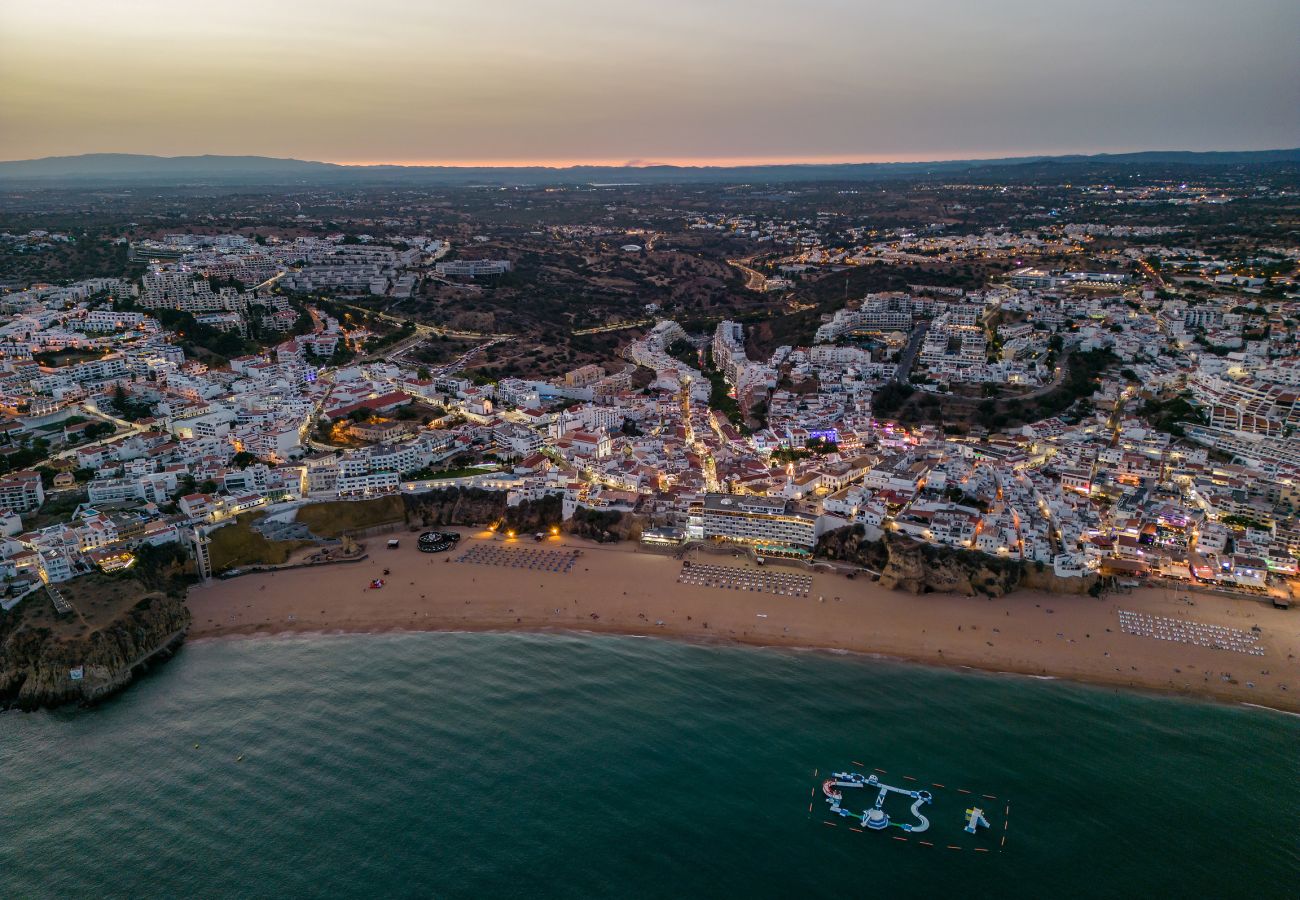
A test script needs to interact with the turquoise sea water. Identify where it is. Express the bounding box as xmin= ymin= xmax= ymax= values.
xmin=2 ymin=632 xmax=1296 ymax=899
